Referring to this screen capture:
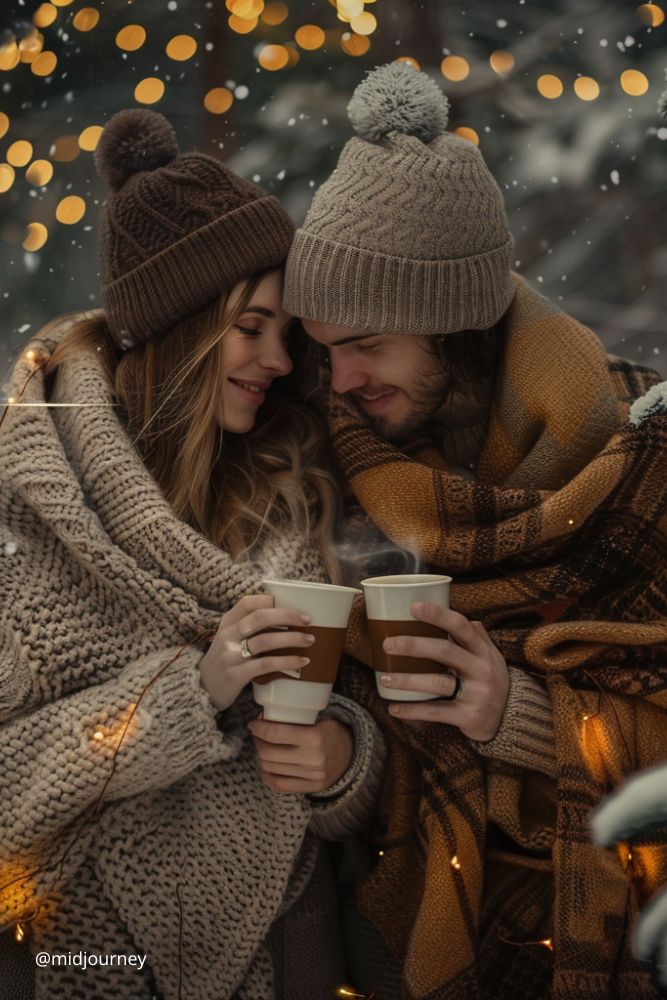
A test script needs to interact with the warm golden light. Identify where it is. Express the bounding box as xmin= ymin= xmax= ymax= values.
xmin=7 ymin=141 xmax=33 ymax=168
xmin=14 ymin=924 xmax=25 ymax=943
xmin=33 ymin=3 xmax=58 ymax=28
xmin=350 ymin=12 xmax=377 ymax=35
xmin=78 ymin=125 xmax=103 ymax=152
xmin=441 ymin=55 xmax=470 ymax=81
xmin=0 ymin=163 xmax=15 ymax=193
xmin=451 ymin=854 xmax=462 ymax=870
xmin=116 ymin=25 xmax=147 ymax=52
xmin=394 ymin=56 xmax=420 ymax=70
xmin=0 ymin=112 xmax=9 ymax=140
xmin=51 ymin=0 xmax=74 ymax=6
xmin=23 ymin=222 xmax=49 ymax=251
xmin=25 ymin=159 xmax=53 ymax=185
xmin=295 ymin=25 xmax=326 ymax=49
xmin=537 ymin=73 xmax=564 ymax=99
xmin=166 ymin=35 xmax=197 ymax=60
xmin=261 ymin=1 xmax=288 ymax=25
xmin=134 ymin=77 xmax=165 ymax=104
xmin=454 ymin=126 xmax=480 ymax=145
xmin=620 ymin=69 xmax=649 ymax=95
xmin=636 ymin=3 xmax=665 ymax=26
xmin=490 ymin=50 xmax=515 ymax=75
xmin=229 ymin=14 xmax=258 ymax=32
xmin=19 ymin=31 xmax=44 ymax=63
xmin=574 ymin=76 xmax=600 ymax=101
xmin=284 ymin=43 xmax=300 ymax=67
xmin=72 ymin=8 xmax=100 ymax=31
xmin=338 ymin=0 xmax=364 ymax=16
xmin=93 ymin=729 xmax=104 ymax=741
xmin=203 ymin=87 xmax=234 ymax=114
xmin=56 ymin=195 xmax=86 ymax=224
xmin=51 ymin=135 xmax=80 ymax=162
xmin=541 ymin=938 xmax=554 ymax=951
xmin=31 ymin=51 xmax=57 ymax=76
xmin=258 ymin=44 xmax=289 ymax=70
xmin=0 ymin=42 xmax=20 ymax=72
xmin=341 ymin=32 xmax=370 ymax=56
xmin=230 ymin=0 xmax=264 ymax=16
